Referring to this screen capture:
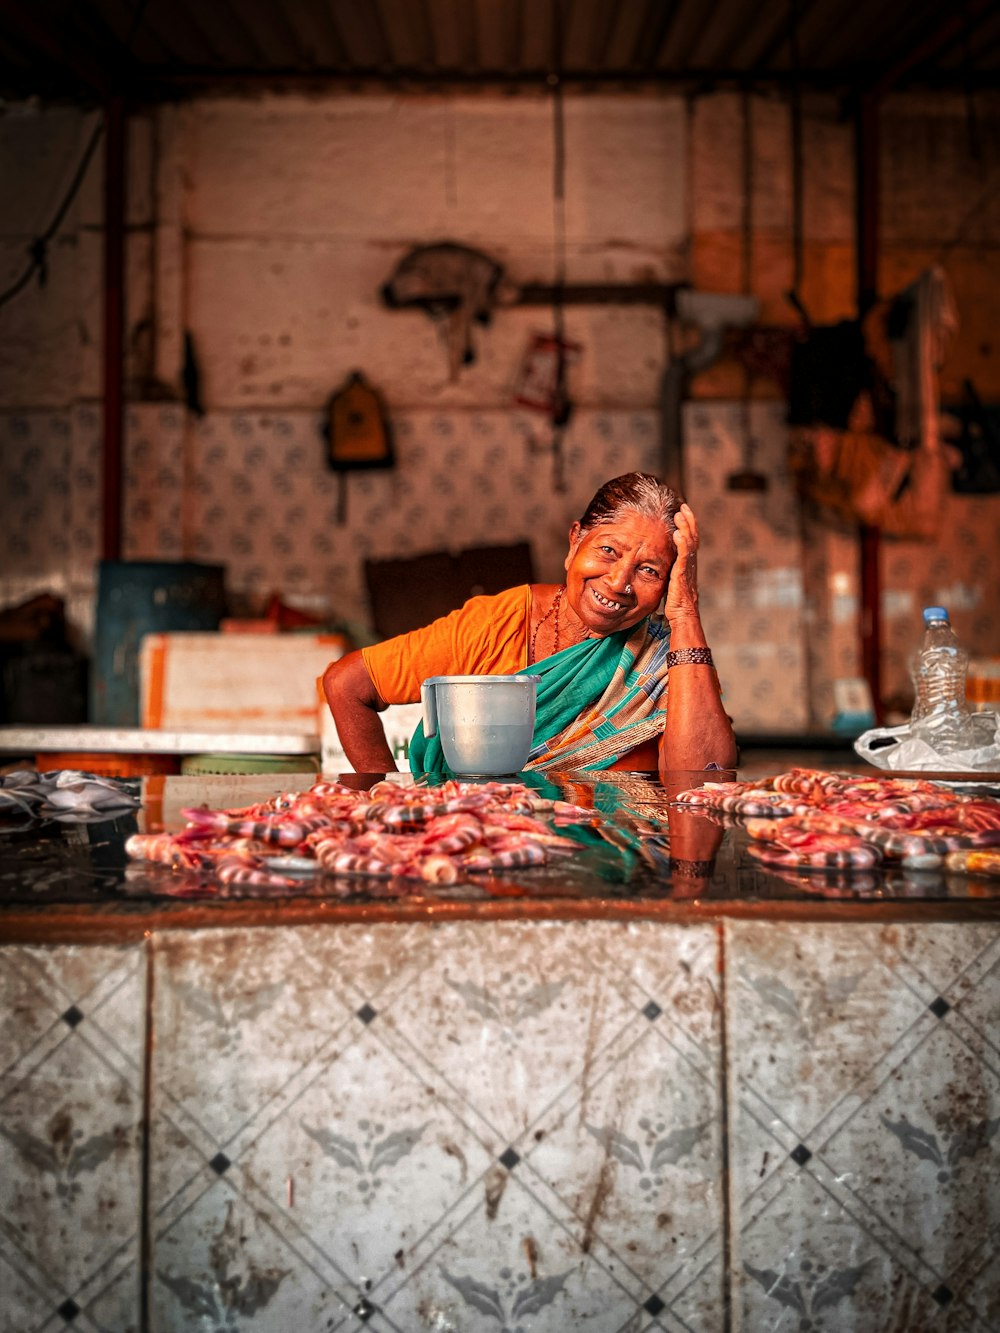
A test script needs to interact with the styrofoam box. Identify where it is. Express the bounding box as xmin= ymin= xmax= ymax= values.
xmin=321 ymin=702 xmax=423 ymax=774
xmin=140 ymin=632 xmax=347 ymax=733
